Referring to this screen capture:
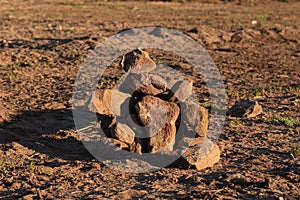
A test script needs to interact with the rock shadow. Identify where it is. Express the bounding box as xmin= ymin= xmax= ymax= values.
xmin=0 ymin=109 xmax=93 ymax=161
